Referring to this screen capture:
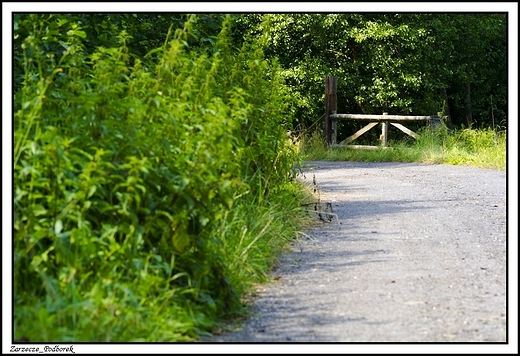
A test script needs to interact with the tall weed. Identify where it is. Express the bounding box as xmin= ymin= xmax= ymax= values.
xmin=14 ymin=14 xmax=303 ymax=341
